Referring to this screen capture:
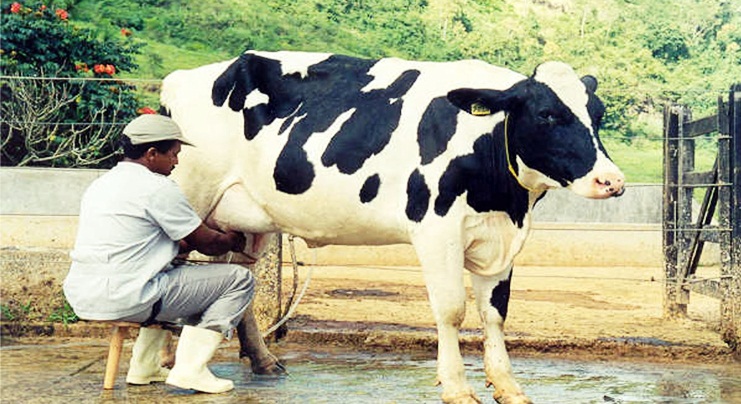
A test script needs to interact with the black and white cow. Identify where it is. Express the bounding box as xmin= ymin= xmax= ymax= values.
xmin=161 ymin=51 xmax=624 ymax=404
